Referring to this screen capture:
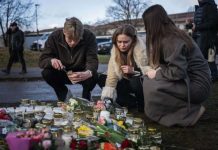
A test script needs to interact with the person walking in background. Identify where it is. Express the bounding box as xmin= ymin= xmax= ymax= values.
xmin=100 ymin=24 xmax=151 ymax=112
xmin=39 ymin=17 xmax=98 ymax=101
xmin=142 ymin=5 xmax=211 ymax=127
xmin=185 ymin=19 xmax=193 ymax=36
xmin=2 ymin=22 xmax=27 ymax=74
xmin=192 ymin=0 xmax=218 ymax=81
